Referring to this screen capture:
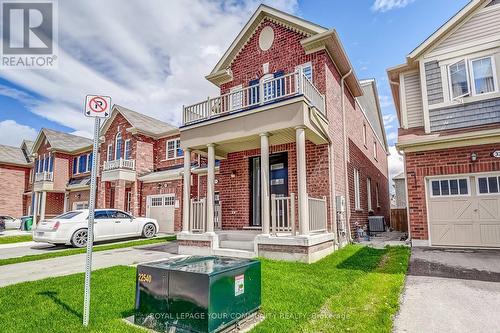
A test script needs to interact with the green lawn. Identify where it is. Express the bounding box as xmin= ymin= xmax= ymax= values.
xmin=0 ymin=234 xmax=32 ymax=244
xmin=0 ymin=236 xmax=176 ymax=266
xmin=0 ymin=245 xmax=409 ymax=333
